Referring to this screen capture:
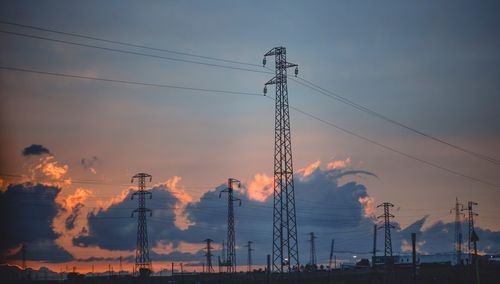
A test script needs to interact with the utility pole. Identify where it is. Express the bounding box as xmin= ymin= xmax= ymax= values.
xmin=411 ymin=233 xmax=417 ymax=284
xmin=463 ymin=201 xmax=478 ymax=265
xmin=263 ymin=46 xmax=300 ymax=275
xmin=131 ymin=173 xmax=153 ymax=276
xmin=204 ymin=239 xmax=215 ymax=273
xmin=245 ymin=241 xmax=254 ymax=273
xmin=219 ymin=178 xmax=242 ymax=273
xmin=309 ymin=232 xmax=317 ymax=267
xmin=329 ymin=239 xmax=334 ymax=270
xmin=451 ymin=198 xmax=464 ymax=265
xmin=372 ymin=224 xmax=377 ymax=267
xmin=377 ymin=203 xmax=395 ymax=262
